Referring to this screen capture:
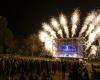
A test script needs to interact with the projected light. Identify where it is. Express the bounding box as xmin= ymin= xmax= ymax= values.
xmin=58 ymin=44 xmax=77 ymax=52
